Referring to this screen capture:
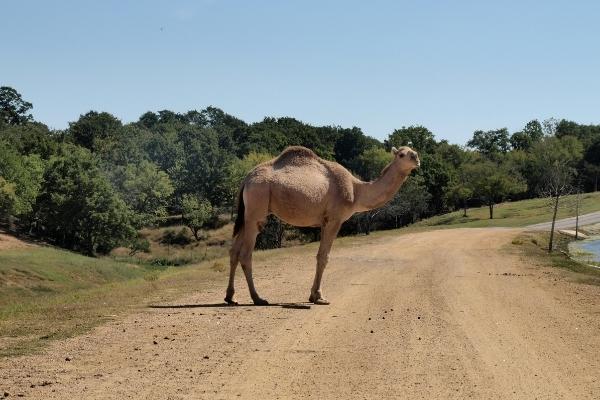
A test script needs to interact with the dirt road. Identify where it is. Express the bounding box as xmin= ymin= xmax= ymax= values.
xmin=1 ymin=228 xmax=599 ymax=399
